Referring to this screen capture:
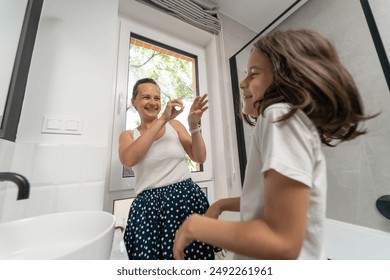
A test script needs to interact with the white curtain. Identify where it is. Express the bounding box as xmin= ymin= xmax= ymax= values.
xmin=136 ymin=0 xmax=221 ymax=34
